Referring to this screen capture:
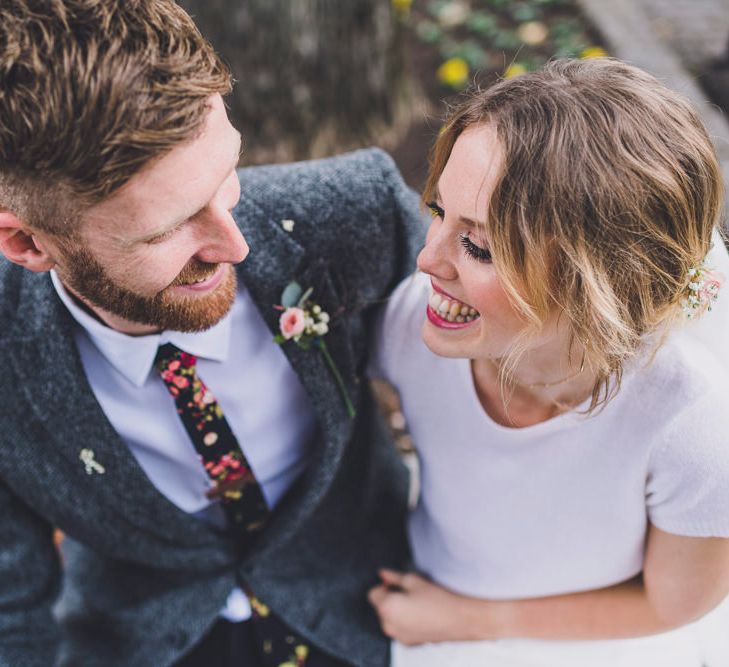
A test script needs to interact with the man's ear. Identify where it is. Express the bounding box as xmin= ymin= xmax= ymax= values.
xmin=0 ymin=210 xmax=56 ymax=272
